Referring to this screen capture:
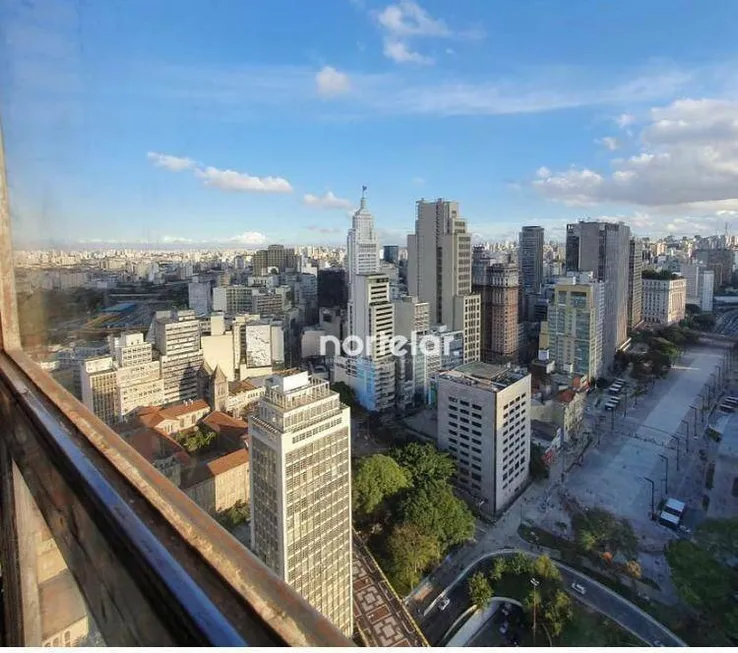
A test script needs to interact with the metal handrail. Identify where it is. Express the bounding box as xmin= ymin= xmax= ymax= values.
xmin=0 ymin=349 xmax=353 ymax=647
